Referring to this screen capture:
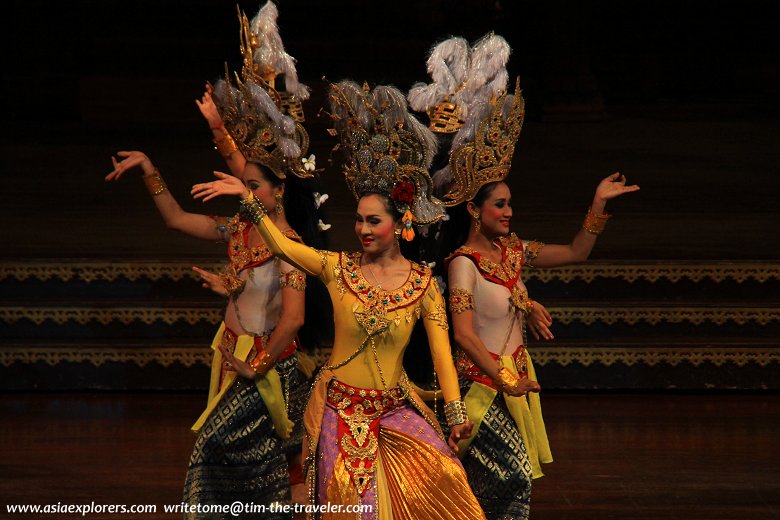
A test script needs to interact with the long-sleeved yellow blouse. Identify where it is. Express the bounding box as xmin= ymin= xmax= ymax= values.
xmin=253 ymin=216 xmax=462 ymax=403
